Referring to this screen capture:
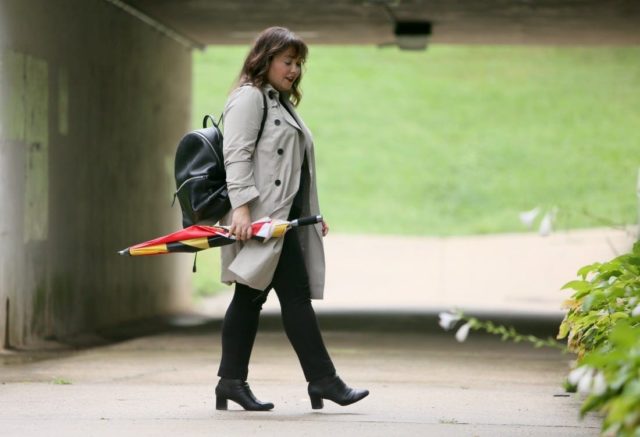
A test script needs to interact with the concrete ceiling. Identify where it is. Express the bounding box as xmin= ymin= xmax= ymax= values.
xmin=121 ymin=0 xmax=640 ymax=47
